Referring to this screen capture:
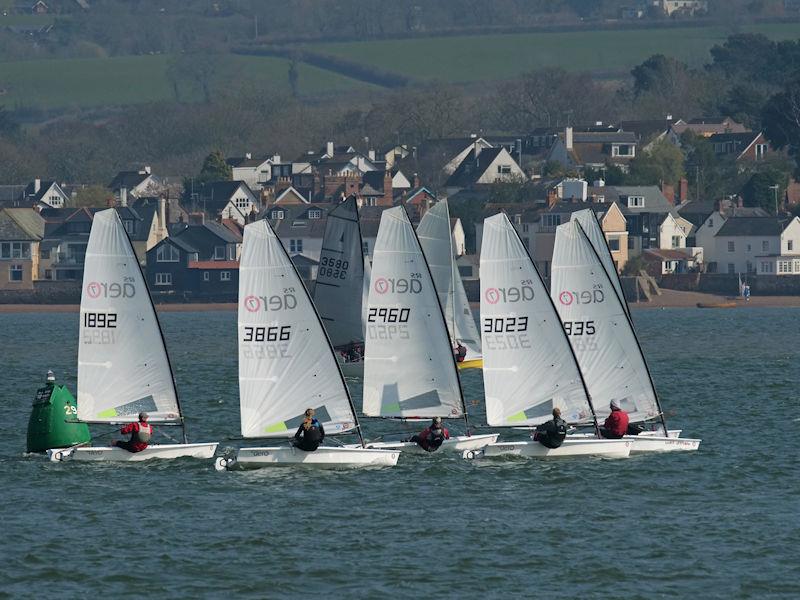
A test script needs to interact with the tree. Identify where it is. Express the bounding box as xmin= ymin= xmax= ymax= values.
xmin=288 ymin=59 xmax=299 ymax=98
xmin=762 ymin=80 xmax=800 ymax=177
xmin=198 ymin=150 xmax=232 ymax=184
xmin=740 ymin=159 xmax=791 ymax=214
xmin=72 ymin=185 xmax=114 ymax=208
xmin=626 ymin=139 xmax=685 ymax=187
xmin=448 ymin=196 xmax=486 ymax=254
